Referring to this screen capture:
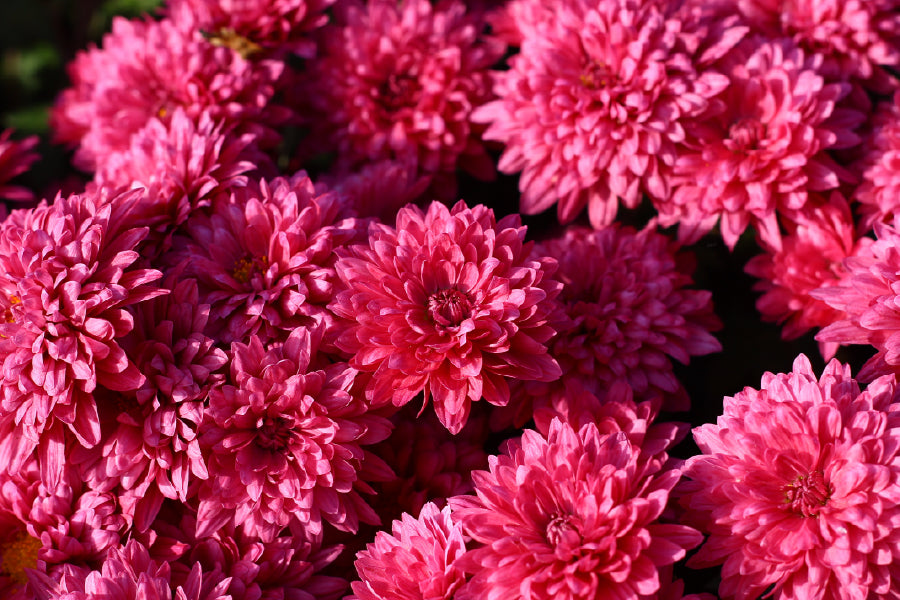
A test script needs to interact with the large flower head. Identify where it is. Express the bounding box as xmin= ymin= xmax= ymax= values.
xmin=662 ymin=37 xmax=863 ymax=249
xmin=302 ymin=0 xmax=504 ymax=197
xmin=51 ymin=9 xmax=286 ymax=172
xmin=197 ymin=324 xmax=392 ymax=541
xmin=0 ymin=191 xmax=164 ymax=487
xmin=533 ymin=225 xmax=721 ymax=411
xmin=350 ymin=502 xmax=467 ymax=600
xmin=681 ymin=355 xmax=900 ymax=600
xmin=450 ymin=418 xmax=702 ymax=600
xmin=474 ymin=0 xmax=742 ymax=228
xmin=330 ymin=200 xmax=562 ymax=434
xmin=814 ymin=218 xmax=900 ymax=380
